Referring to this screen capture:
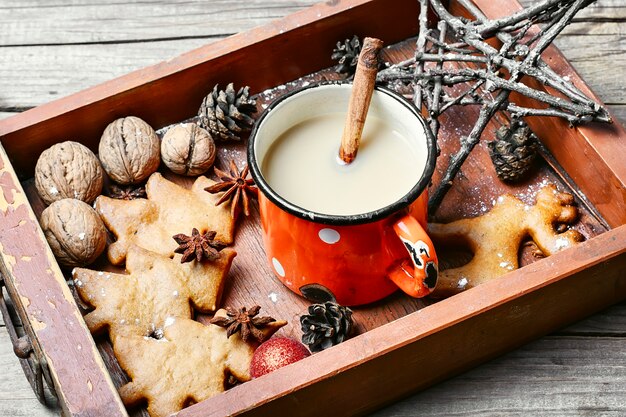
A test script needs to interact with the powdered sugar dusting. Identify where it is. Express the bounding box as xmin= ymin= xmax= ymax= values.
xmin=515 ymin=178 xmax=552 ymax=205
xmin=499 ymin=261 xmax=514 ymax=270
xmin=555 ymin=237 xmax=570 ymax=250
xmin=457 ymin=277 xmax=468 ymax=289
